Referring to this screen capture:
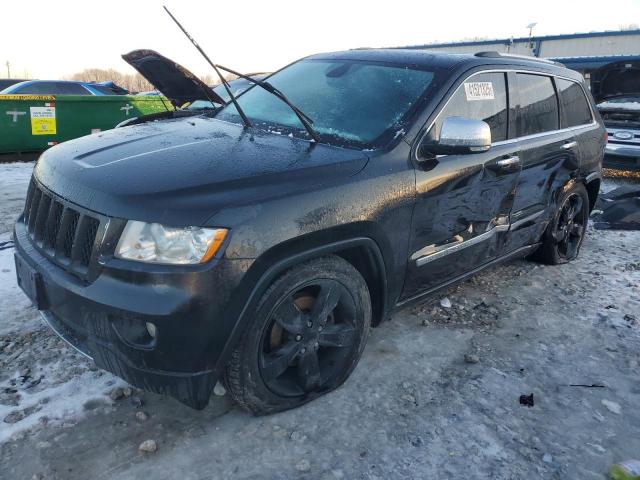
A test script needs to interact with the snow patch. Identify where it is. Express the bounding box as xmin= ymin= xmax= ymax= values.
xmin=0 ymin=355 xmax=125 ymax=444
xmin=0 ymin=247 xmax=38 ymax=335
